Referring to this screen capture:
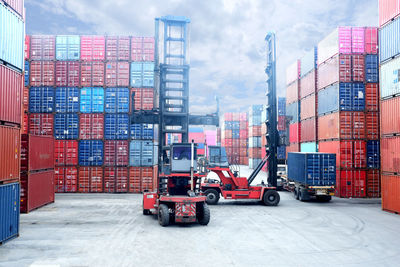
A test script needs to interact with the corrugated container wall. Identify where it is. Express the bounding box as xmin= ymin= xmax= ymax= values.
xmin=379 ymin=0 xmax=400 ymax=27
xmin=0 ymin=126 xmax=20 ymax=183
xmin=0 ymin=65 xmax=22 ymax=124
xmin=0 ymin=183 xmax=19 ymax=244
xmin=379 ymin=16 xmax=400 ymax=63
